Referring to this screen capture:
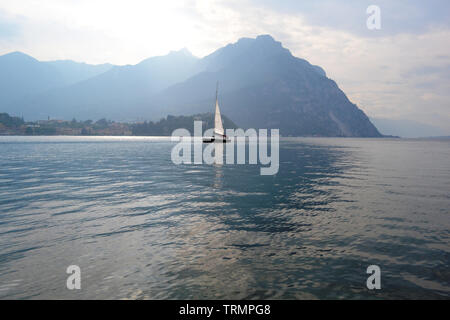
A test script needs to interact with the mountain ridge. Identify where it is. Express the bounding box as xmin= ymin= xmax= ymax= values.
xmin=0 ymin=35 xmax=381 ymax=137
